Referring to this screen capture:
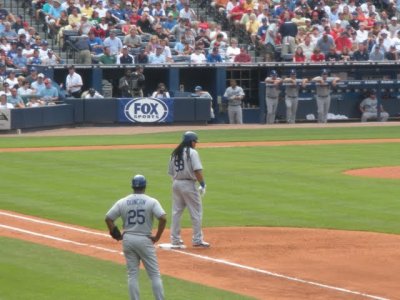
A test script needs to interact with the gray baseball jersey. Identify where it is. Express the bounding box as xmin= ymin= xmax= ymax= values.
xmin=168 ymin=147 xmax=205 ymax=245
xmin=106 ymin=194 xmax=166 ymax=300
xmin=223 ymin=86 xmax=245 ymax=106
